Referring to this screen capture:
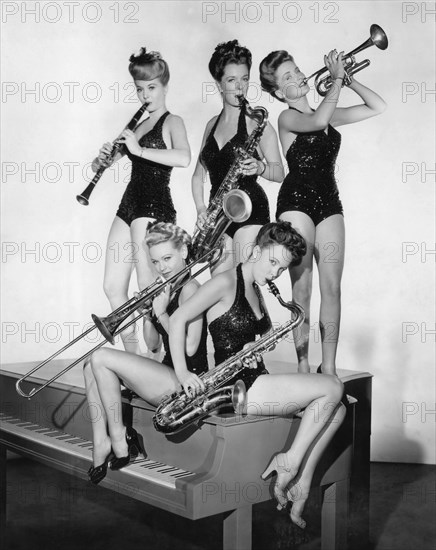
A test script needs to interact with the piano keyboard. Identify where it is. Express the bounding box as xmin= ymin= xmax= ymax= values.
xmin=0 ymin=413 xmax=194 ymax=489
